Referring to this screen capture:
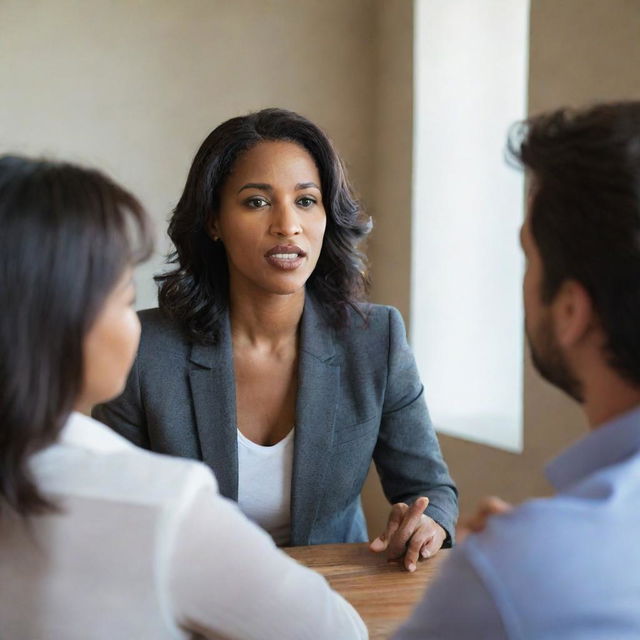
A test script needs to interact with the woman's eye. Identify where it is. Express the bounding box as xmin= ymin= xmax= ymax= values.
xmin=297 ymin=197 xmax=316 ymax=208
xmin=246 ymin=197 xmax=269 ymax=209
